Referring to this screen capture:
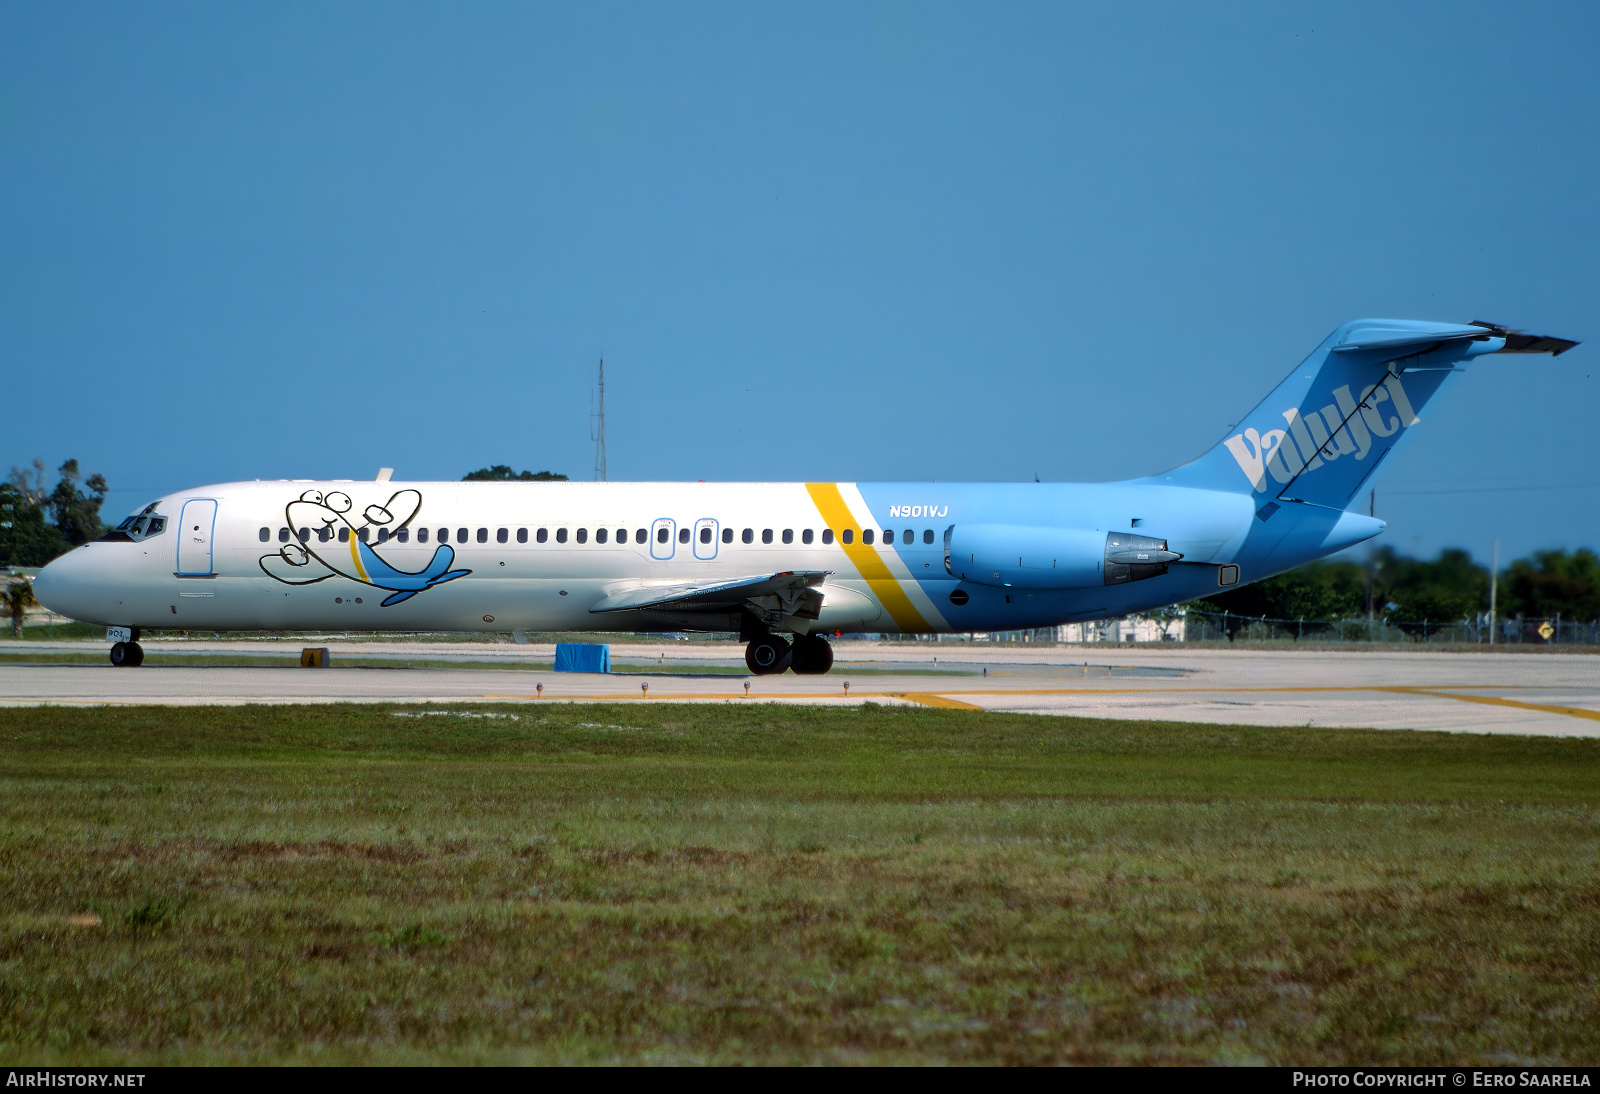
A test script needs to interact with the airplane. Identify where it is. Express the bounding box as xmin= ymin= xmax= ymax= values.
xmin=33 ymin=318 xmax=1578 ymax=672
